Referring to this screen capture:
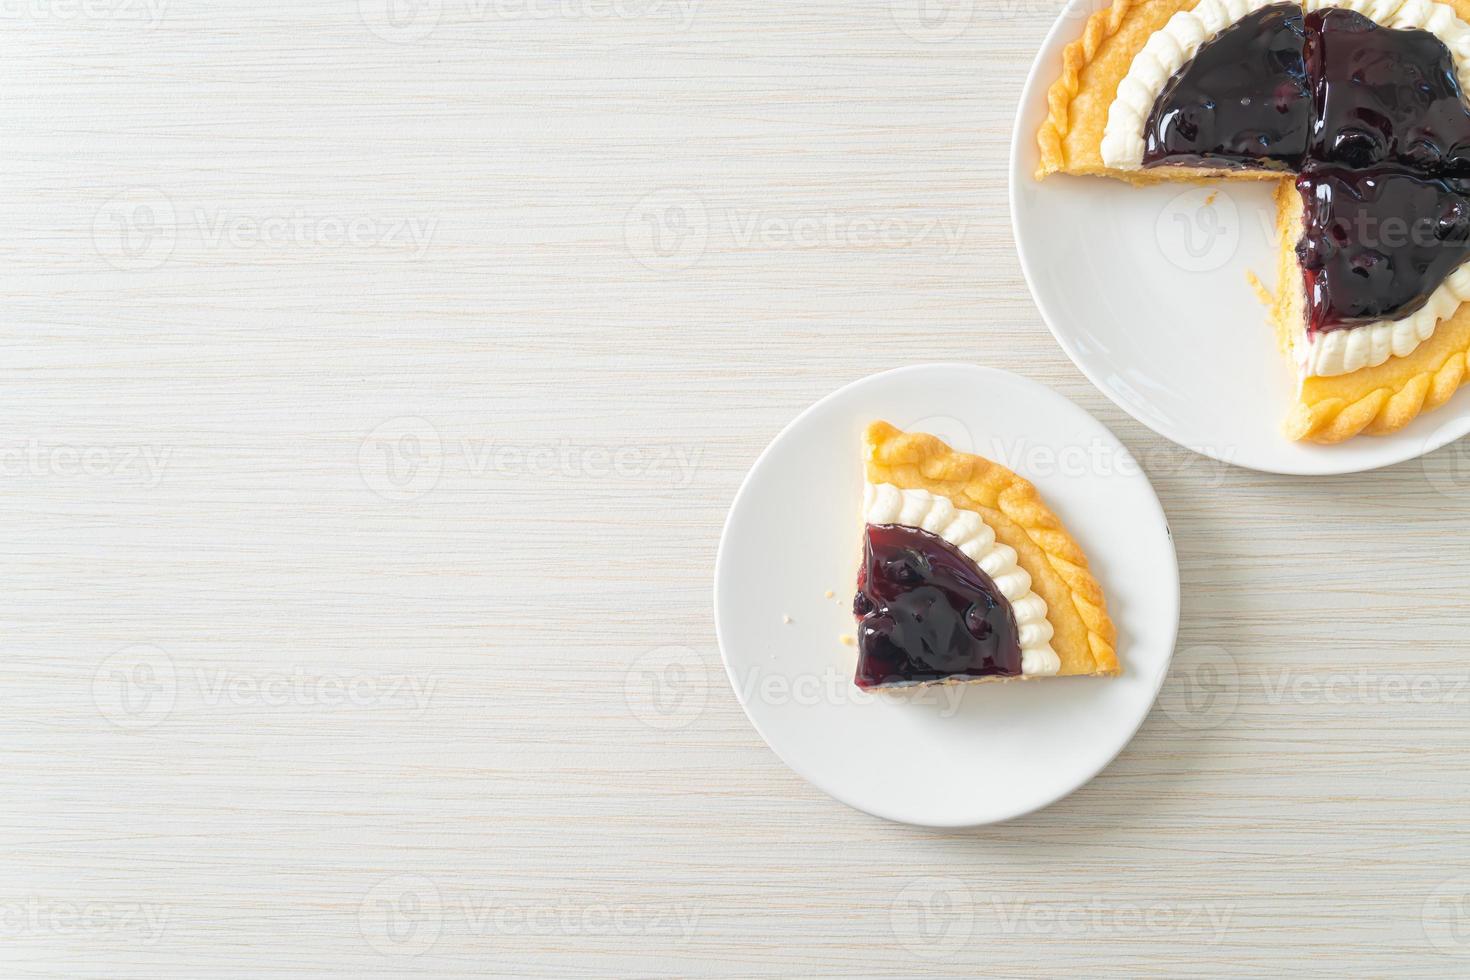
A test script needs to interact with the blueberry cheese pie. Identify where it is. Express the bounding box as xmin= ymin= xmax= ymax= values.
xmin=852 ymin=422 xmax=1118 ymax=690
xmin=1038 ymin=0 xmax=1470 ymax=442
